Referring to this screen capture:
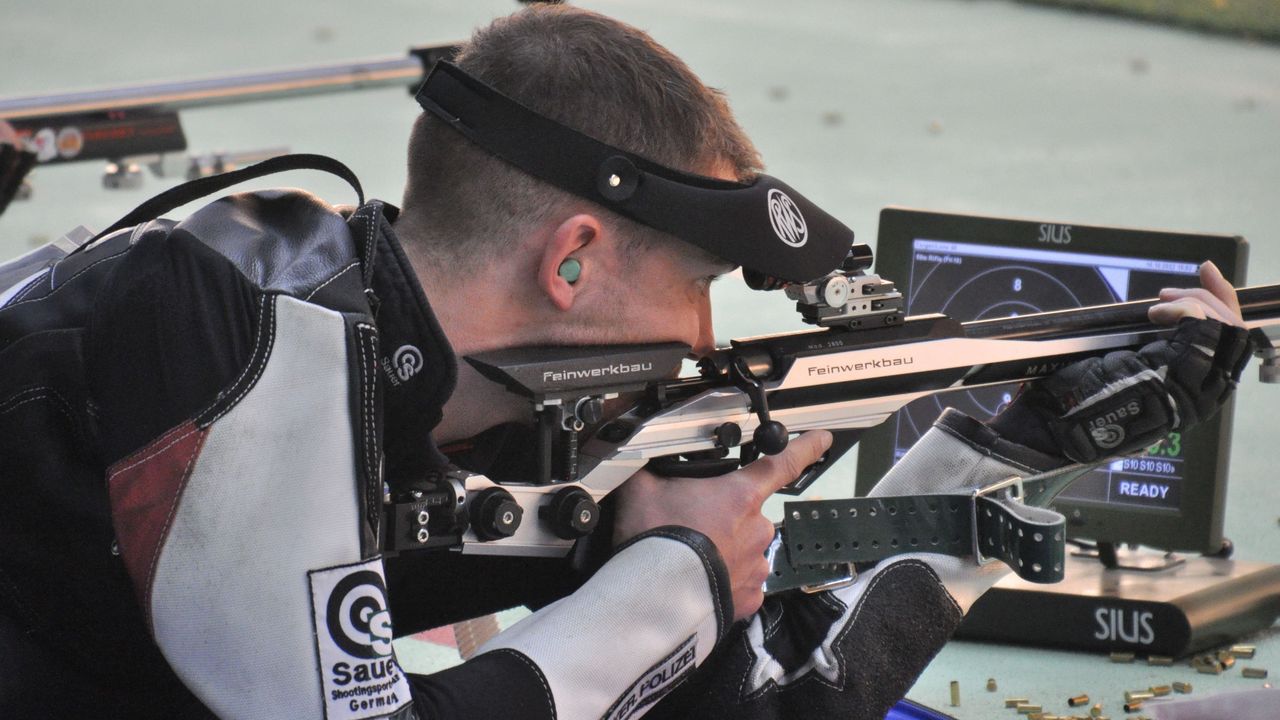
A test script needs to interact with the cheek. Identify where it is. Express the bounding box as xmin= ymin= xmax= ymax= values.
xmin=611 ymin=280 xmax=706 ymax=346
xmin=668 ymin=295 xmax=709 ymax=347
